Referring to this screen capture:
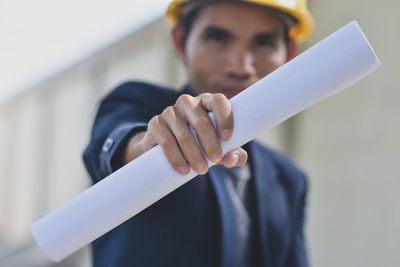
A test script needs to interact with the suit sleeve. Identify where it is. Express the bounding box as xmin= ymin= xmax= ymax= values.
xmin=83 ymin=82 xmax=177 ymax=184
xmin=285 ymin=172 xmax=309 ymax=267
